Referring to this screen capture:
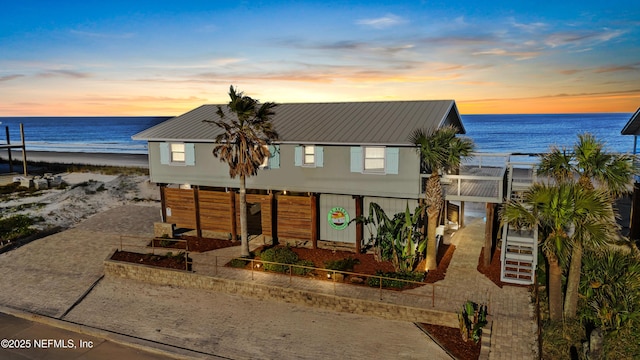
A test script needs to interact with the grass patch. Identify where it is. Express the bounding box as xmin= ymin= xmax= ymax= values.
xmin=0 ymin=214 xmax=38 ymax=241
